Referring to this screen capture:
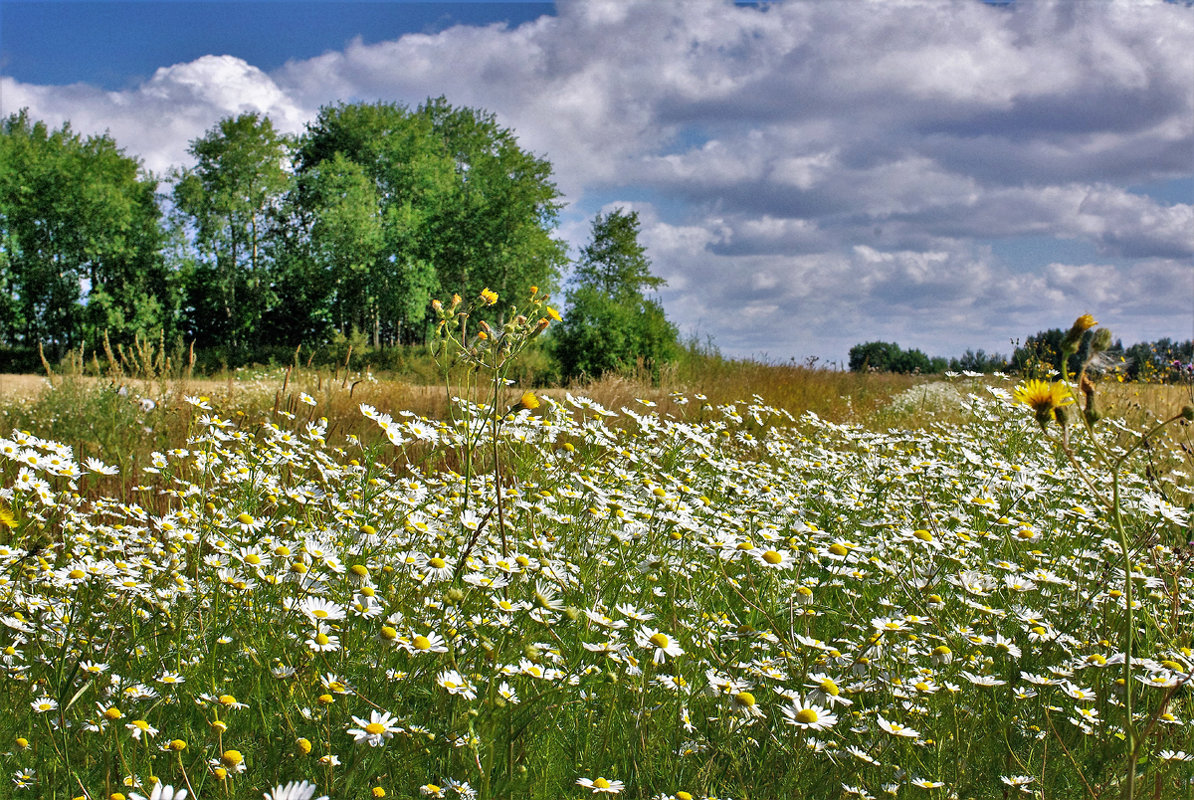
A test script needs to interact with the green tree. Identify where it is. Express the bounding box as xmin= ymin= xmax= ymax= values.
xmin=172 ymin=112 xmax=290 ymax=347
xmin=848 ymin=340 xmax=942 ymax=374
xmin=294 ymin=99 xmax=565 ymax=344
xmin=0 ymin=110 xmax=167 ymax=350
xmin=552 ymin=208 xmax=678 ymax=381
